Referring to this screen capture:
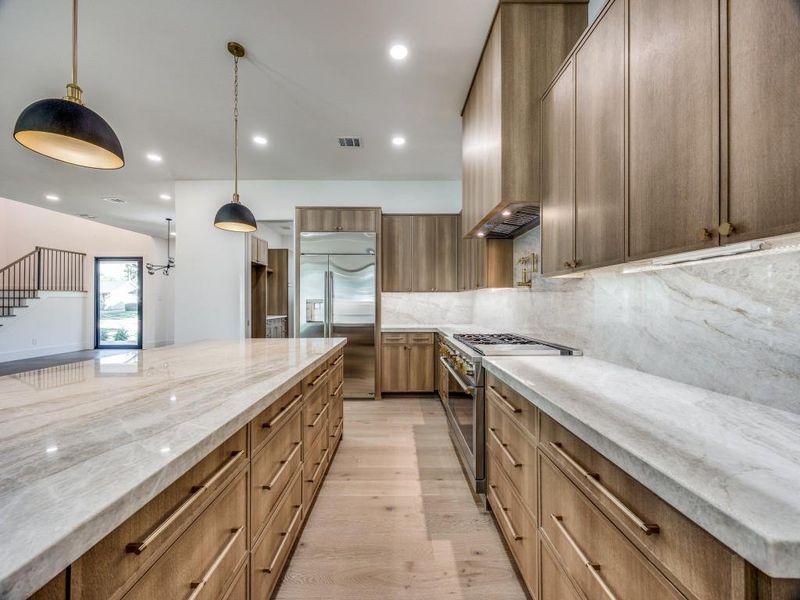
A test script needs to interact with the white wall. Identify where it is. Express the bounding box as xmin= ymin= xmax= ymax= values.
xmin=0 ymin=197 xmax=175 ymax=361
xmin=589 ymin=0 xmax=605 ymax=22
xmin=174 ymin=179 xmax=460 ymax=343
